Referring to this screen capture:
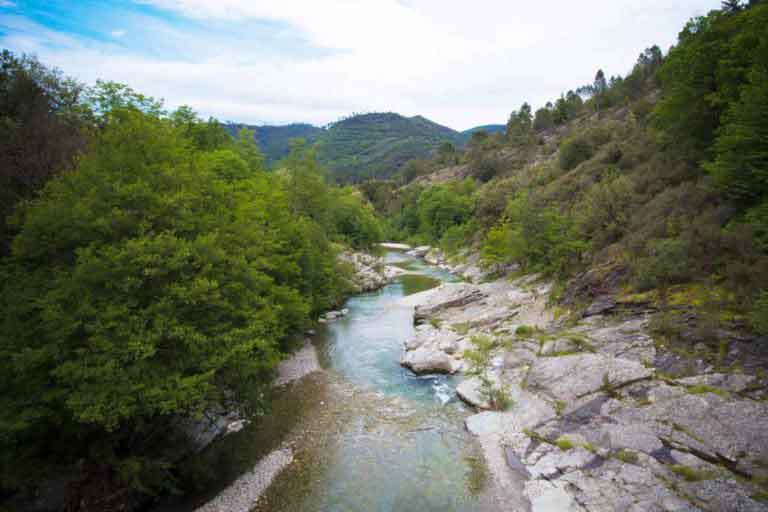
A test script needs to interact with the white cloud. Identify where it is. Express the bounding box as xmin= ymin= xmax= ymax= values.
xmin=110 ymin=29 xmax=127 ymax=38
xmin=2 ymin=1 xmax=722 ymax=129
xmin=0 ymin=0 xmax=17 ymax=7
